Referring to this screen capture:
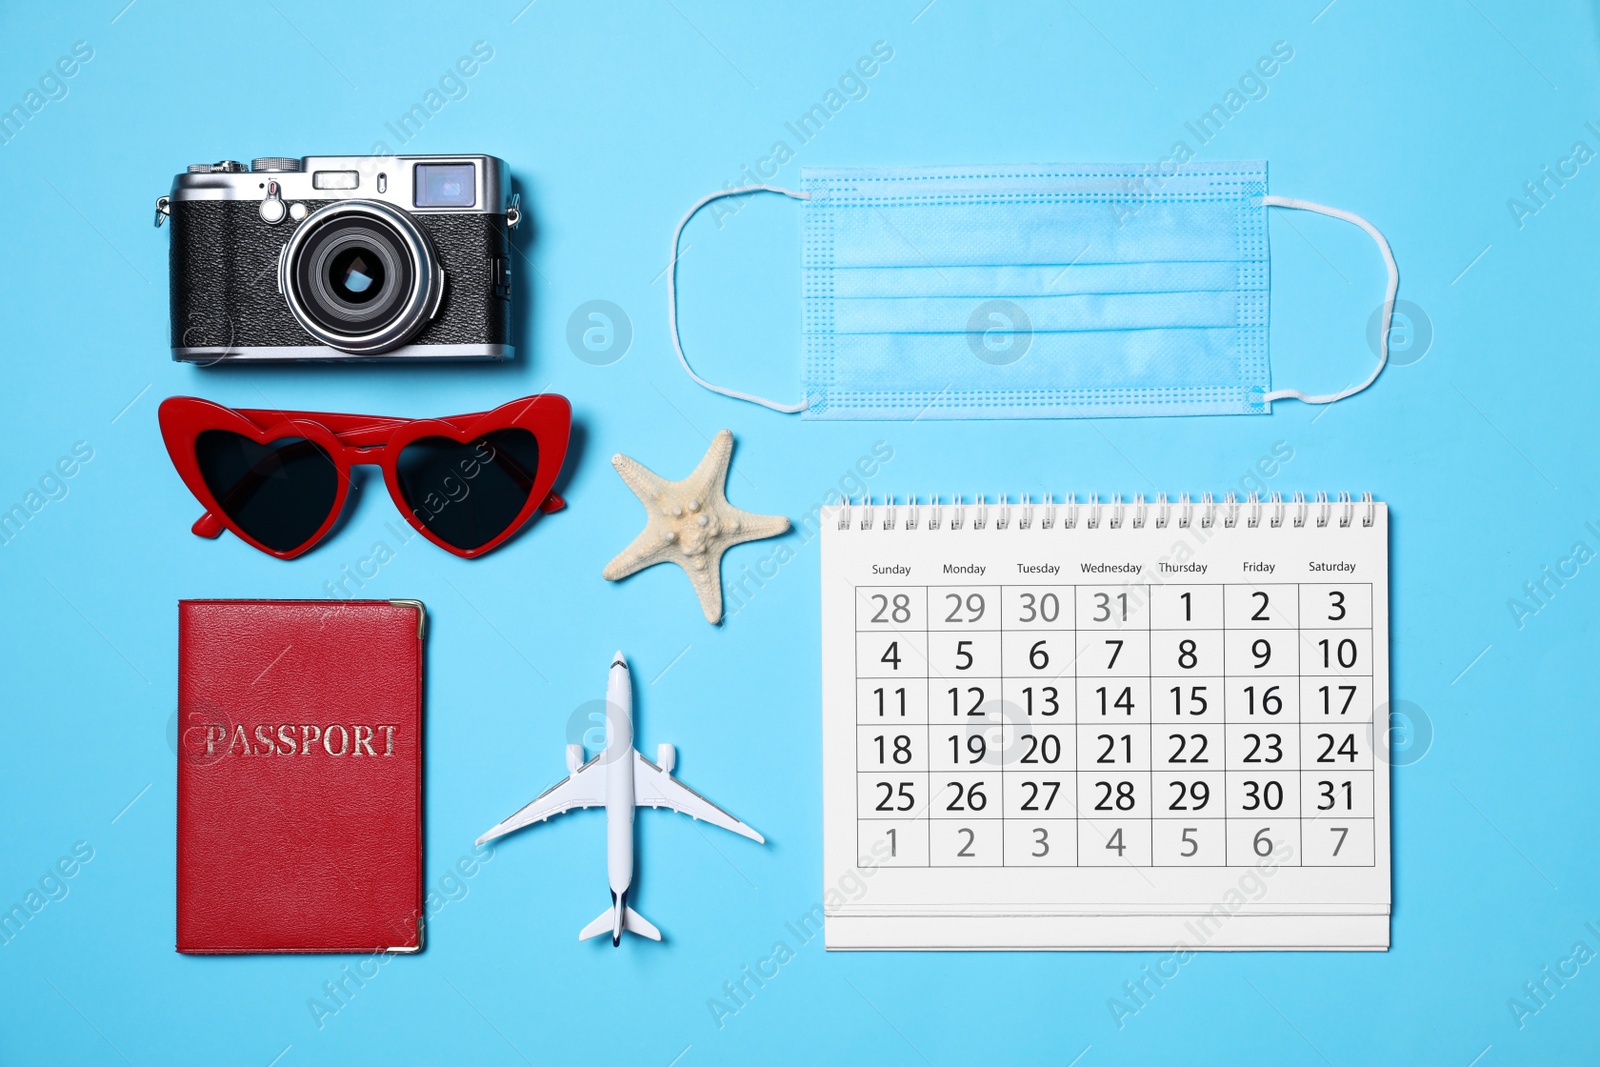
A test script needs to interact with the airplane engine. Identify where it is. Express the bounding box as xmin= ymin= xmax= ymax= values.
xmin=657 ymin=743 xmax=675 ymax=774
xmin=566 ymin=744 xmax=584 ymax=772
